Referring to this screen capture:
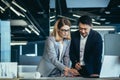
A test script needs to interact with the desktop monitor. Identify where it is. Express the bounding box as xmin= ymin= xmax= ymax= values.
xmin=104 ymin=34 xmax=120 ymax=56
